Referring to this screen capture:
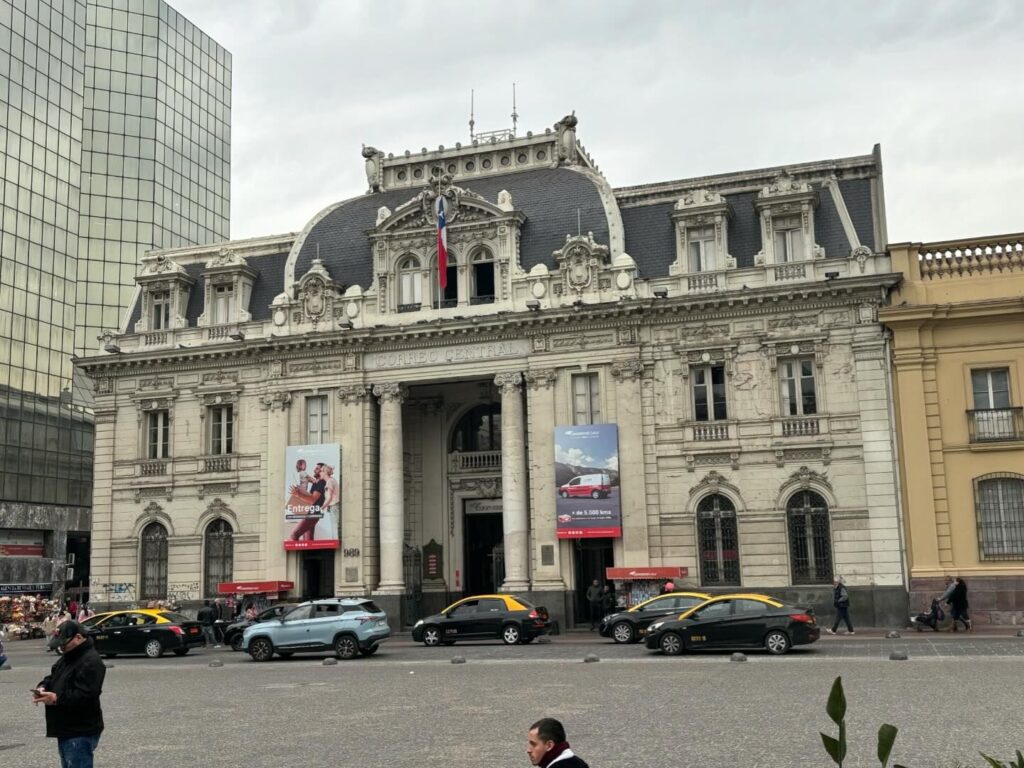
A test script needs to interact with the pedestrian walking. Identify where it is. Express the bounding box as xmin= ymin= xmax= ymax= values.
xmin=949 ymin=576 xmax=973 ymax=632
xmin=32 ymin=620 xmax=106 ymax=768
xmin=197 ymin=600 xmax=219 ymax=647
xmin=600 ymin=584 xmax=614 ymax=616
xmin=526 ymin=718 xmax=590 ymax=767
xmin=585 ymin=580 xmax=603 ymax=631
xmin=827 ymin=576 xmax=854 ymax=635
